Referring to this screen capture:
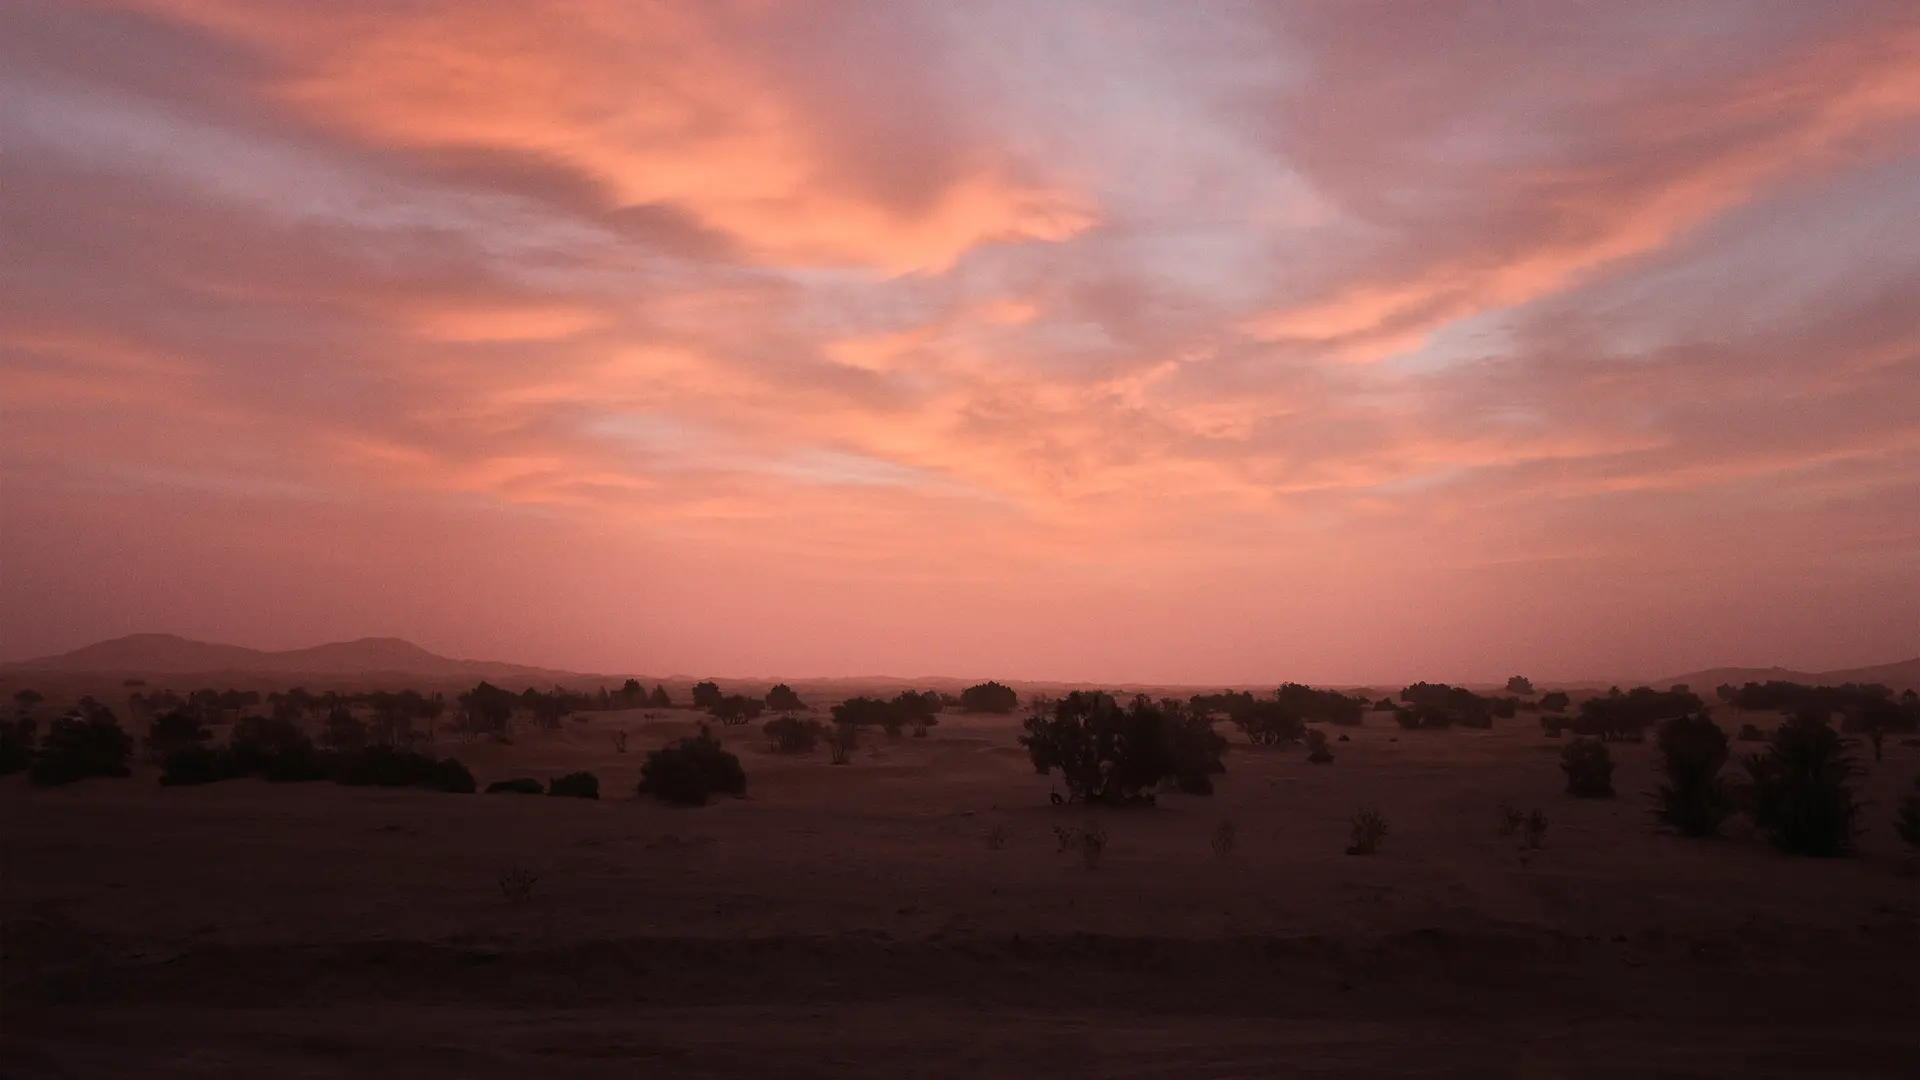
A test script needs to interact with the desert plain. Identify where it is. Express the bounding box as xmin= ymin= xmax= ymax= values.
xmin=4 ymin=693 xmax=1918 ymax=1079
